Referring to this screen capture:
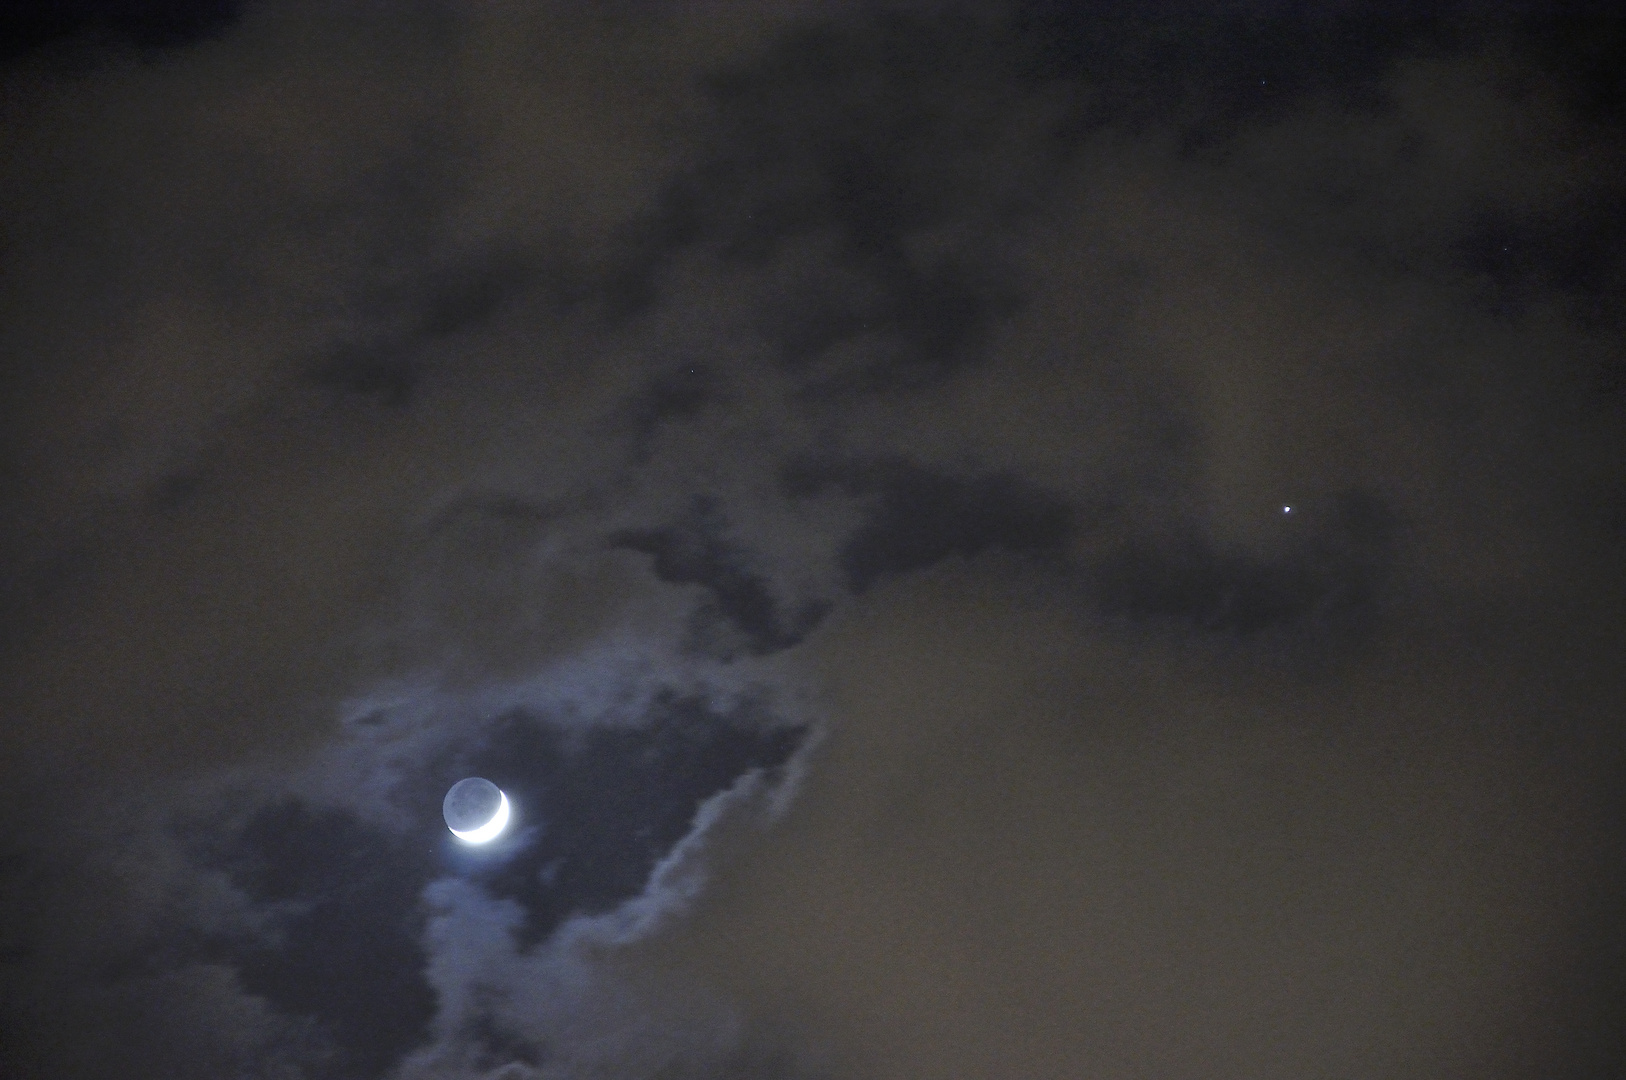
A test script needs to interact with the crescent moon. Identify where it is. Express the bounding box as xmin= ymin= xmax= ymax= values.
xmin=450 ymin=790 xmax=510 ymax=844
